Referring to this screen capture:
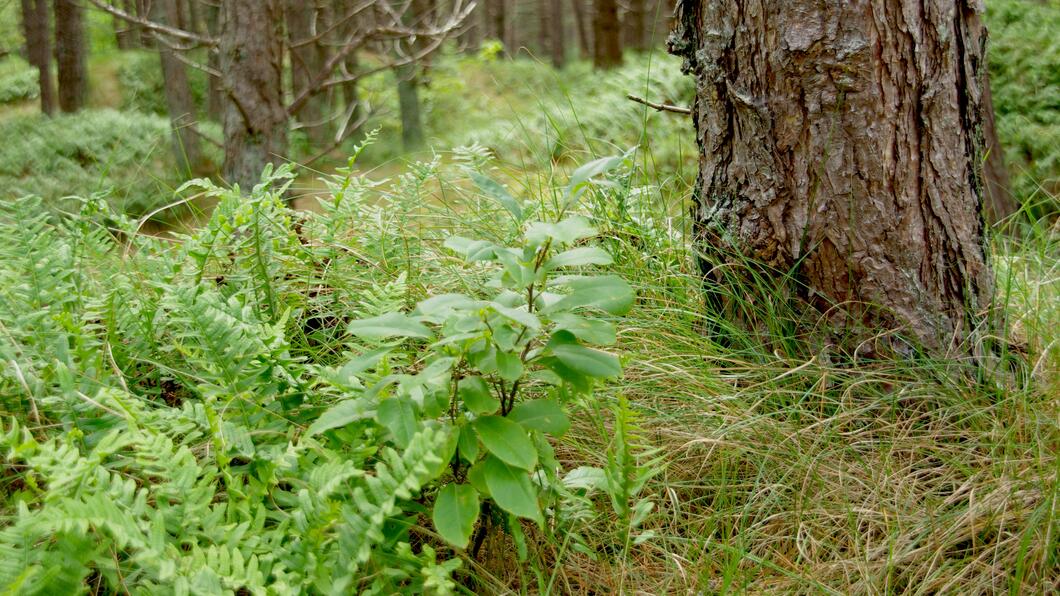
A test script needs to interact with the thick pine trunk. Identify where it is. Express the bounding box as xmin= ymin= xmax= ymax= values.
xmin=592 ymin=0 xmax=621 ymax=68
xmin=151 ymin=0 xmax=205 ymax=176
xmin=669 ymin=0 xmax=994 ymax=354
xmin=54 ymin=0 xmax=88 ymax=113
xmin=219 ymin=0 xmax=288 ymax=189
xmin=20 ymin=0 xmax=55 ymax=115
xmin=286 ymin=0 xmax=331 ymax=146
